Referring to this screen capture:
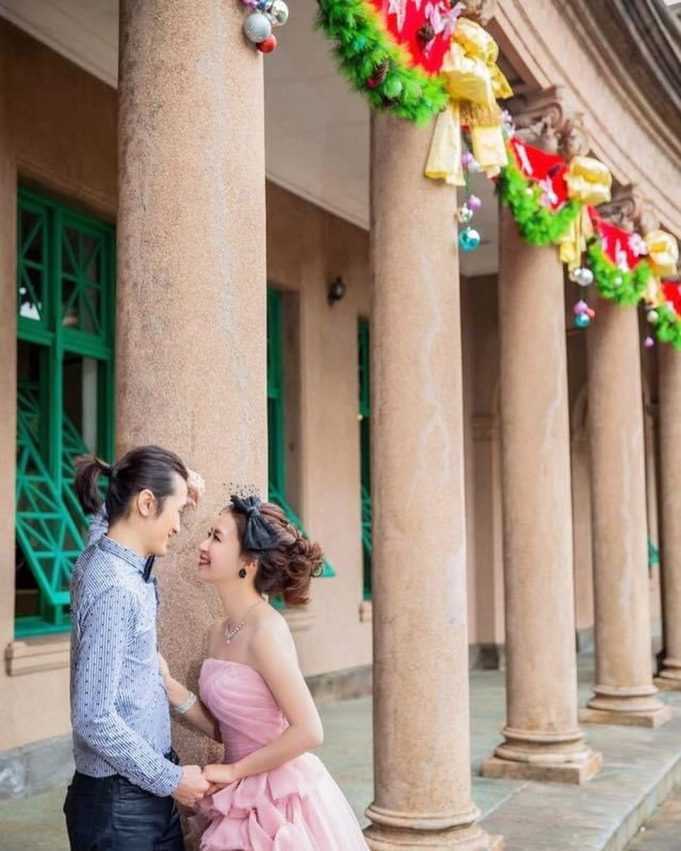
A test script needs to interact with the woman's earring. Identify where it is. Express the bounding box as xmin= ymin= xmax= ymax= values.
xmin=238 ymin=568 xmax=247 ymax=579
